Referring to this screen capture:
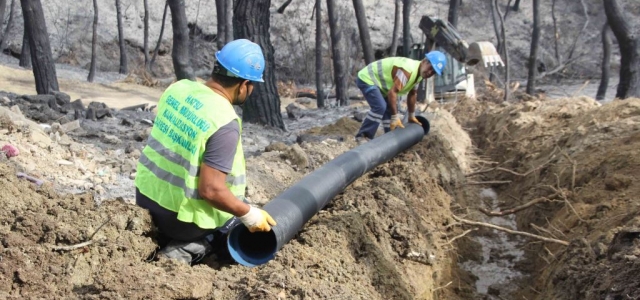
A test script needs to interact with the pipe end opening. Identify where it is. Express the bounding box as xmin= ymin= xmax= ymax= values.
xmin=416 ymin=115 xmax=431 ymax=135
xmin=227 ymin=225 xmax=278 ymax=267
